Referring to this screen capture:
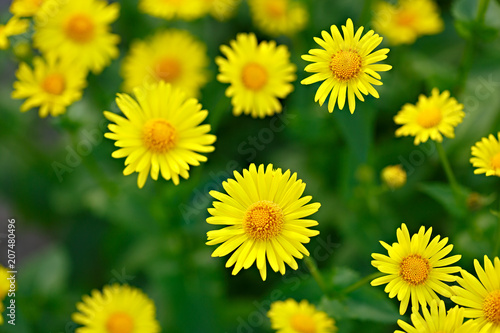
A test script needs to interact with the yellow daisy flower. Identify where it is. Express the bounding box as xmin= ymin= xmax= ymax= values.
xmin=12 ymin=55 xmax=87 ymax=118
xmin=301 ymin=19 xmax=392 ymax=114
xmin=104 ymin=82 xmax=216 ymax=189
xmin=0 ymin=16 xmax=29 ymax=50
xmin=33 ymin=0 xmax=120 ymax=74
xmin=394 ymin=88 xmax=465 ymax=145
xmin=216 ymin=33 xmax=296 ymax=118
xmin=373 ymin=0 xmax=444 ymax=46
xmin=396 ymin=300 xmax=477 ymax=333
xmin=381 ymin=164 xmax=407 ymax=190
xmin=470 ymin=133 xmax=500 ymax=177
xmin=206 ymin=164 xmax=320 ymax=281
xmin=452 ymin=256 xmax=500 ymax=332
xmin=268 ymin=299 xmax=337 ymax=333
xmin=205 ymin=0 xmax=240 ymax=21
xmin=248 ymin=0 xmax=308 ymax=36
xmin=121 ymin=29 xmax=209 ymax=97
xmin=0 ymin=265 xmax=10 ymax=301
xmin=138 ymin=0 xmax=206 ymax=20
xmin=371 ymin=223 xmax=462 ymax=315
xmin=72 ymin=284 xmax=160 ymax=333
xmin=10 ymin=0 xmax=45 ymax=17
